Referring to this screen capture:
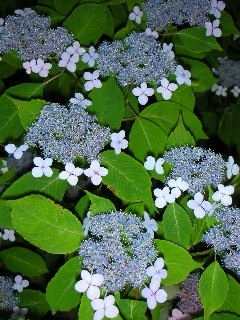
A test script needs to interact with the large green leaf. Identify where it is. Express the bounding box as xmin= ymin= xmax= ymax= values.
xmin=17 ymin=99 xmax=46 ymax=130
xmin=85 ymin=191 xmax=116 ymax=215
xmin=199 ymin=261 xmax=229 ymax=320
xmin=176 ymin=27 xmax=222 ymax=53
xmin=101 ymin=151 xmax=155 ymax=212
xmin=166 ymin=114 xmax=195 ymax=149
xmin=2 ymin=169 xmax=68 ymax=202
xmin=181 ymin=58 xmax=217 ymax=93
xmin=218 ymin=275 xmax=240 ymax=315
xmin=129 ymin=116 xmax=168 ymax=162
xmin=18 ymin=290 xmax=50 ymax=319
xmin=220 ymin=11 xmax=239 ymax=37
xmin=78 ymin=293 xmax=94 ymax=320
xmin=88 ymin=77 xmax=125 ymax=130
xmin=0 ymin=247 xmax=49 ymax=277
xmin=6 ymin=83 xmax=44 ymax=100
xmin=9 ymin=195 xmax=83 ymax=254
xmin=156 ymin=84 xmax=195 ymax=111
xmin=154 ymin=240 xmax=200 ymax=286
xmin=46 ymin=257 xmax=81 ymax=314
xmin=0 ymin=94 xmax=24 ymax=143
xmin=63 ymin=4 xmax=107 ymax=45
xmin=118 ymin=299 xmax=147 ymax=320
xmin=162 ymin=203 xmax=192 ymax=249
xmin=0 ymin=200 xmax=13 ymax=229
